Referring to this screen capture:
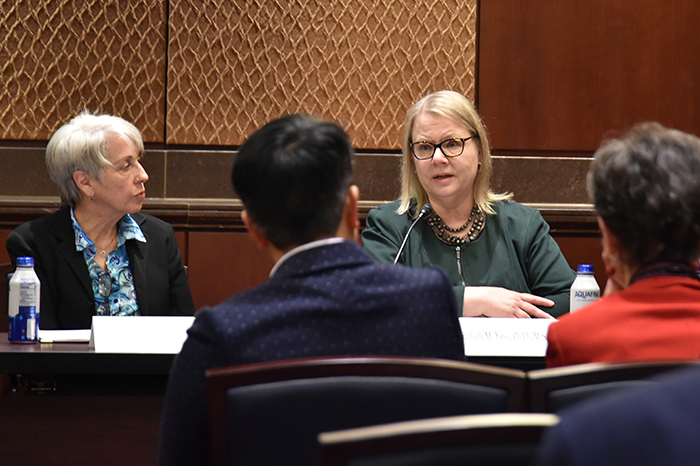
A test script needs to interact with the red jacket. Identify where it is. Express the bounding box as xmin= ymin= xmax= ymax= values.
xmin=546 ymin=275 xmax=700 ymax=367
